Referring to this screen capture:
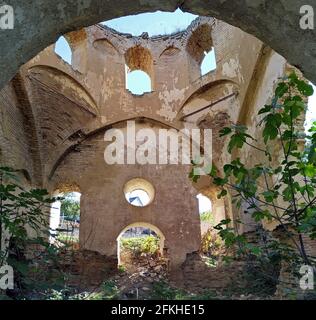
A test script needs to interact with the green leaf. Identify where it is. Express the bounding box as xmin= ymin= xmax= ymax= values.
xmin=275 ymin=82 xmax=288 ymax=98
xmin=263 ymin=124 xmax=278 ymax=143
xmin=217 ymin=189 xmax=227 ymax=199
xmin=219 ymin=127 xmax=232 ymax=137
xmin=258 ymin=104 xmax=272 ymax=115
xmin=262 ymin=190 xmax=277 ymax=203
xmin=228 ymin=134 xmax=245 ymax=153
xmin=297 ymin=80 xmax=314 ymax=96
xmin=304 ymin=164 xmax=316 ymax=178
